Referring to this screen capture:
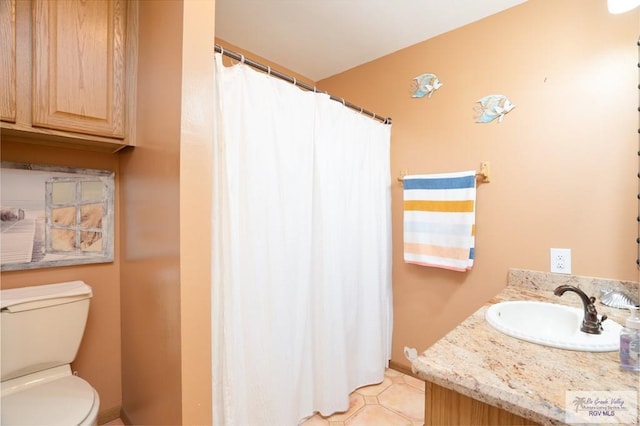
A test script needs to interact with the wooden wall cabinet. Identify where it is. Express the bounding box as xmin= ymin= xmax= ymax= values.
xmin=0 ymin=0 xmax=136 ymax=152
xmin=0 ymin=0 xmax=16 ymax=122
